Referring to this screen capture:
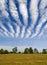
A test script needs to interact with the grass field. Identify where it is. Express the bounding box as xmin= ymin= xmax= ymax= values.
xmin=0 ymin=54 xmax=47 ymax=65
